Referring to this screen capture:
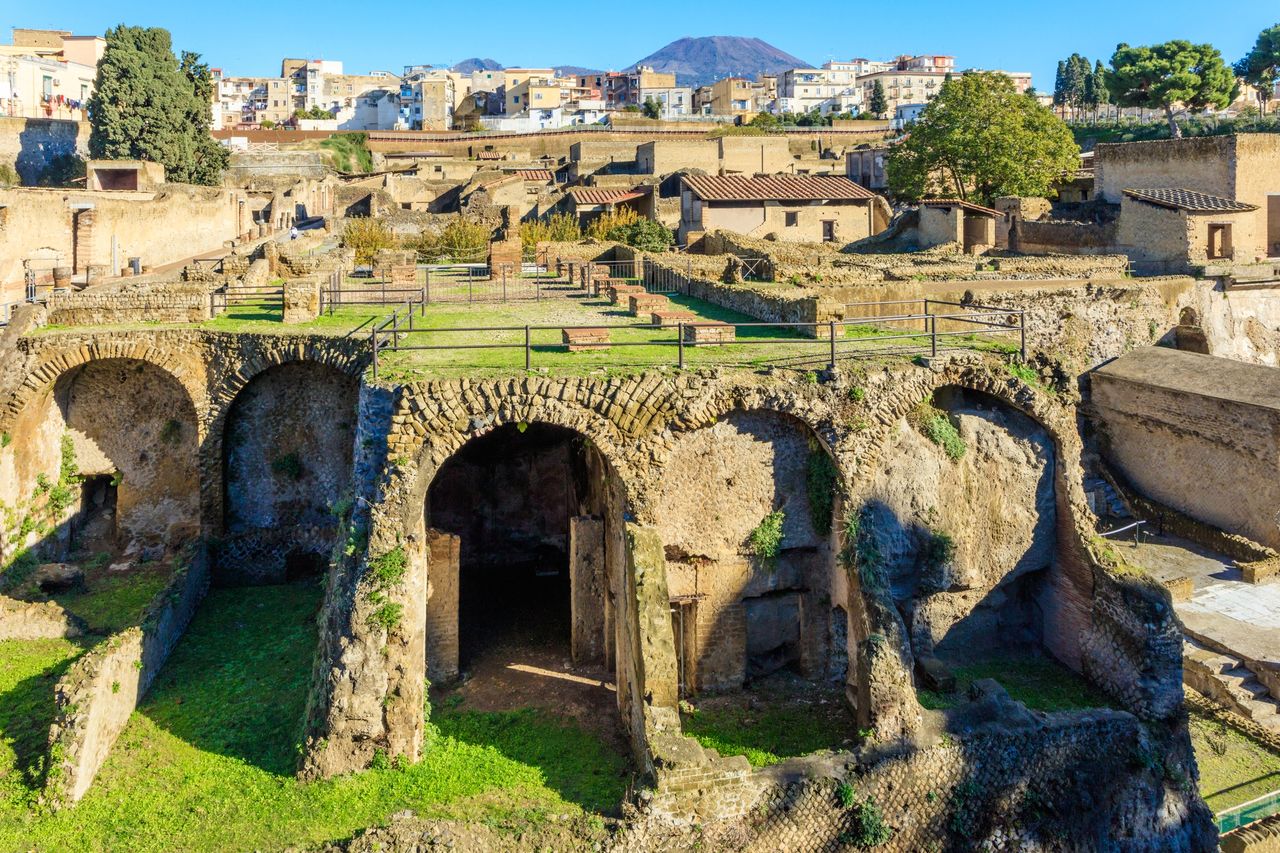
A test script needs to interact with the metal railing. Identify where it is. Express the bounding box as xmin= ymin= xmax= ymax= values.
xmin=1217 ymin=788 xmax=1280 ymax=834
xmin=212 ymin=285 xmax=285 ymax=315
xmin=364 ymin=293 xmax=1027 ymax=381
